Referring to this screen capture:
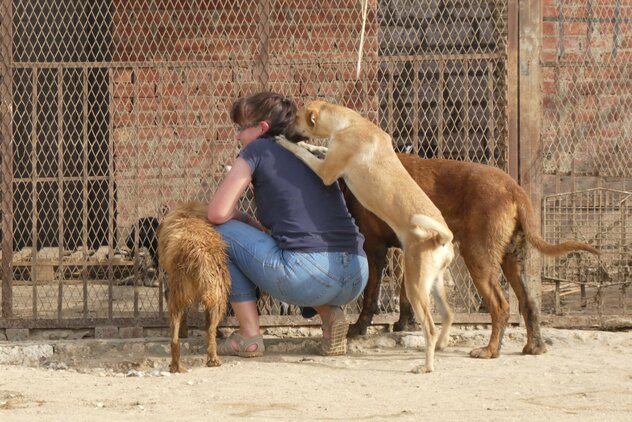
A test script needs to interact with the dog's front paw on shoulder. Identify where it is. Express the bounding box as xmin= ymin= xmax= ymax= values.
xmin=275 ymin=134 xmax=289 ymax=144
xmin=275 ymin=135 xmax=293 ymax=148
